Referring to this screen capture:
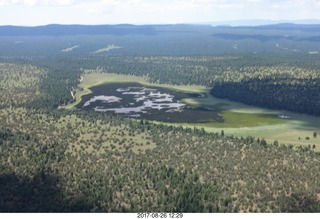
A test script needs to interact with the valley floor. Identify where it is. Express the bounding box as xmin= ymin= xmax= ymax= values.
xmin=67 ymin=71 xmax=320 ymax=150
